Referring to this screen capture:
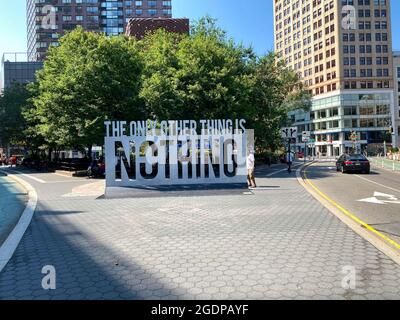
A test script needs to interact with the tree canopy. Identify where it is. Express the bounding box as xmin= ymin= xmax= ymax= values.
xmin=0 ymin=17 xmax=309 ymax=157
xmin=32 ymin=27 xmax=145 ymax=151
xmin=0 ymin=84 xmax=31 ymax=148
